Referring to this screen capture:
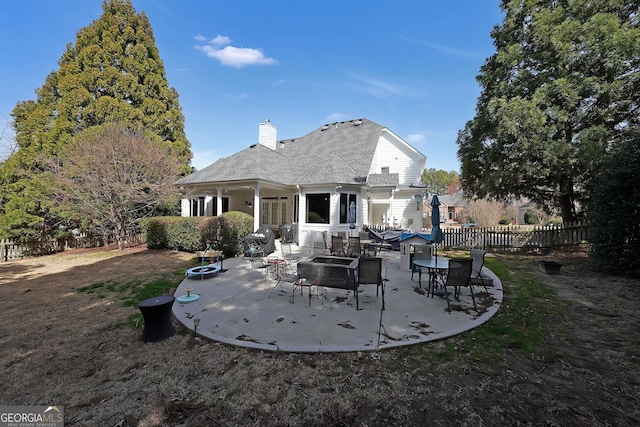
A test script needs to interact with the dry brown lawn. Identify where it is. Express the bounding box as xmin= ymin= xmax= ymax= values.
xmin=1 ymin=245 xmax=639 ymax=426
